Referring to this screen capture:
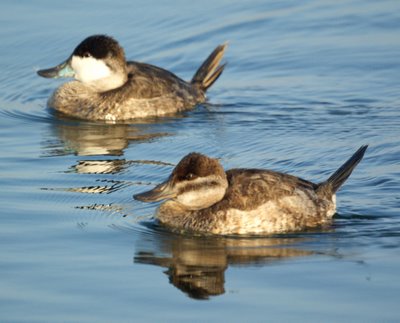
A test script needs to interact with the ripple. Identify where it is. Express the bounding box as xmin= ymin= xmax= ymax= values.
xmin=0 ymin=103 xmax=55 ymax=125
